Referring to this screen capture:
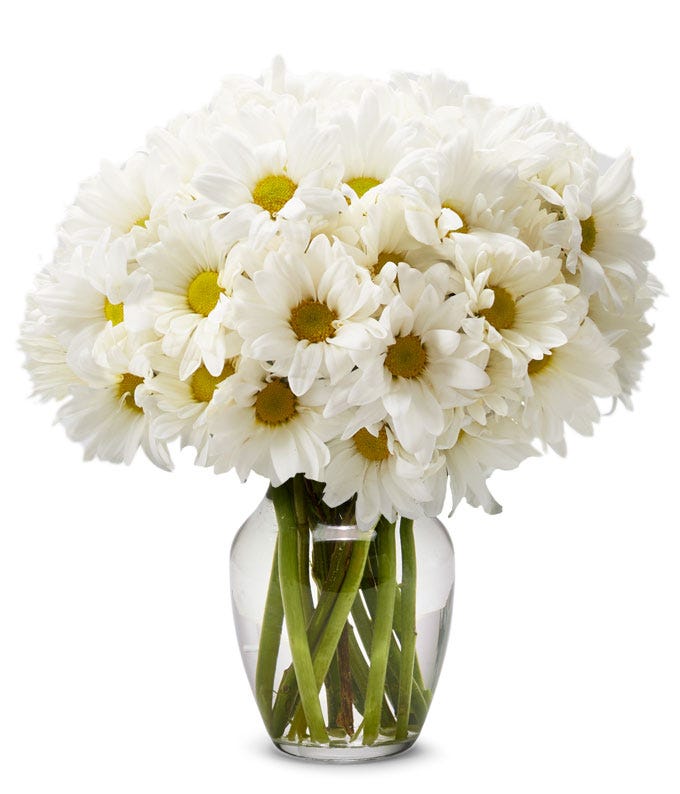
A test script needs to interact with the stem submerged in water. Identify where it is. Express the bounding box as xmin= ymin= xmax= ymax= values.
xmin=254 ymin=538 xmax=284 ymax=730
xmin=271 ymin=484 xmax=328 ymax=744
xmin=258 ymin=482 xmax=431 ymax=747
xmin=362 ymin=519 xmax=397 ymax=745
xmin=395 ymin=518 xmax=417 ymax=740
xmin=270 ymin=540 xmax=352 ymax=738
